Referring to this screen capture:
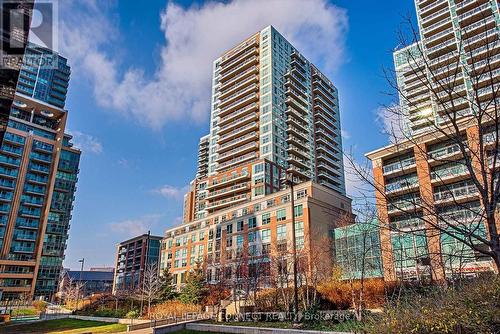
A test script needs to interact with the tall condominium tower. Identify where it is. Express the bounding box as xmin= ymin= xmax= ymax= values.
xmin=0 ymin=1 xmax=33 ymax=143
xmin=184 ymin=26 xmax=345 ymax=222
xmin=367 ymin=0 xmax=499 ymax=282
xmin=0 ymin=43 xmax=80 ymax=301
xmin=394 ymin=0 xmax=500 ymax=135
